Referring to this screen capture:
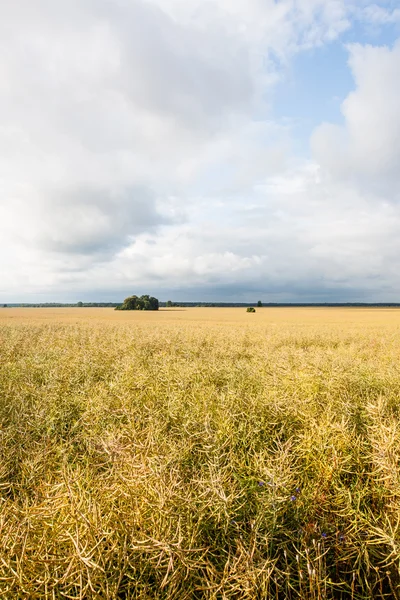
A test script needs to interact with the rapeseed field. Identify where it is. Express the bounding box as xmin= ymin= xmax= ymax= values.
xmin=1 ymin=308 xmax=400 ymax=598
